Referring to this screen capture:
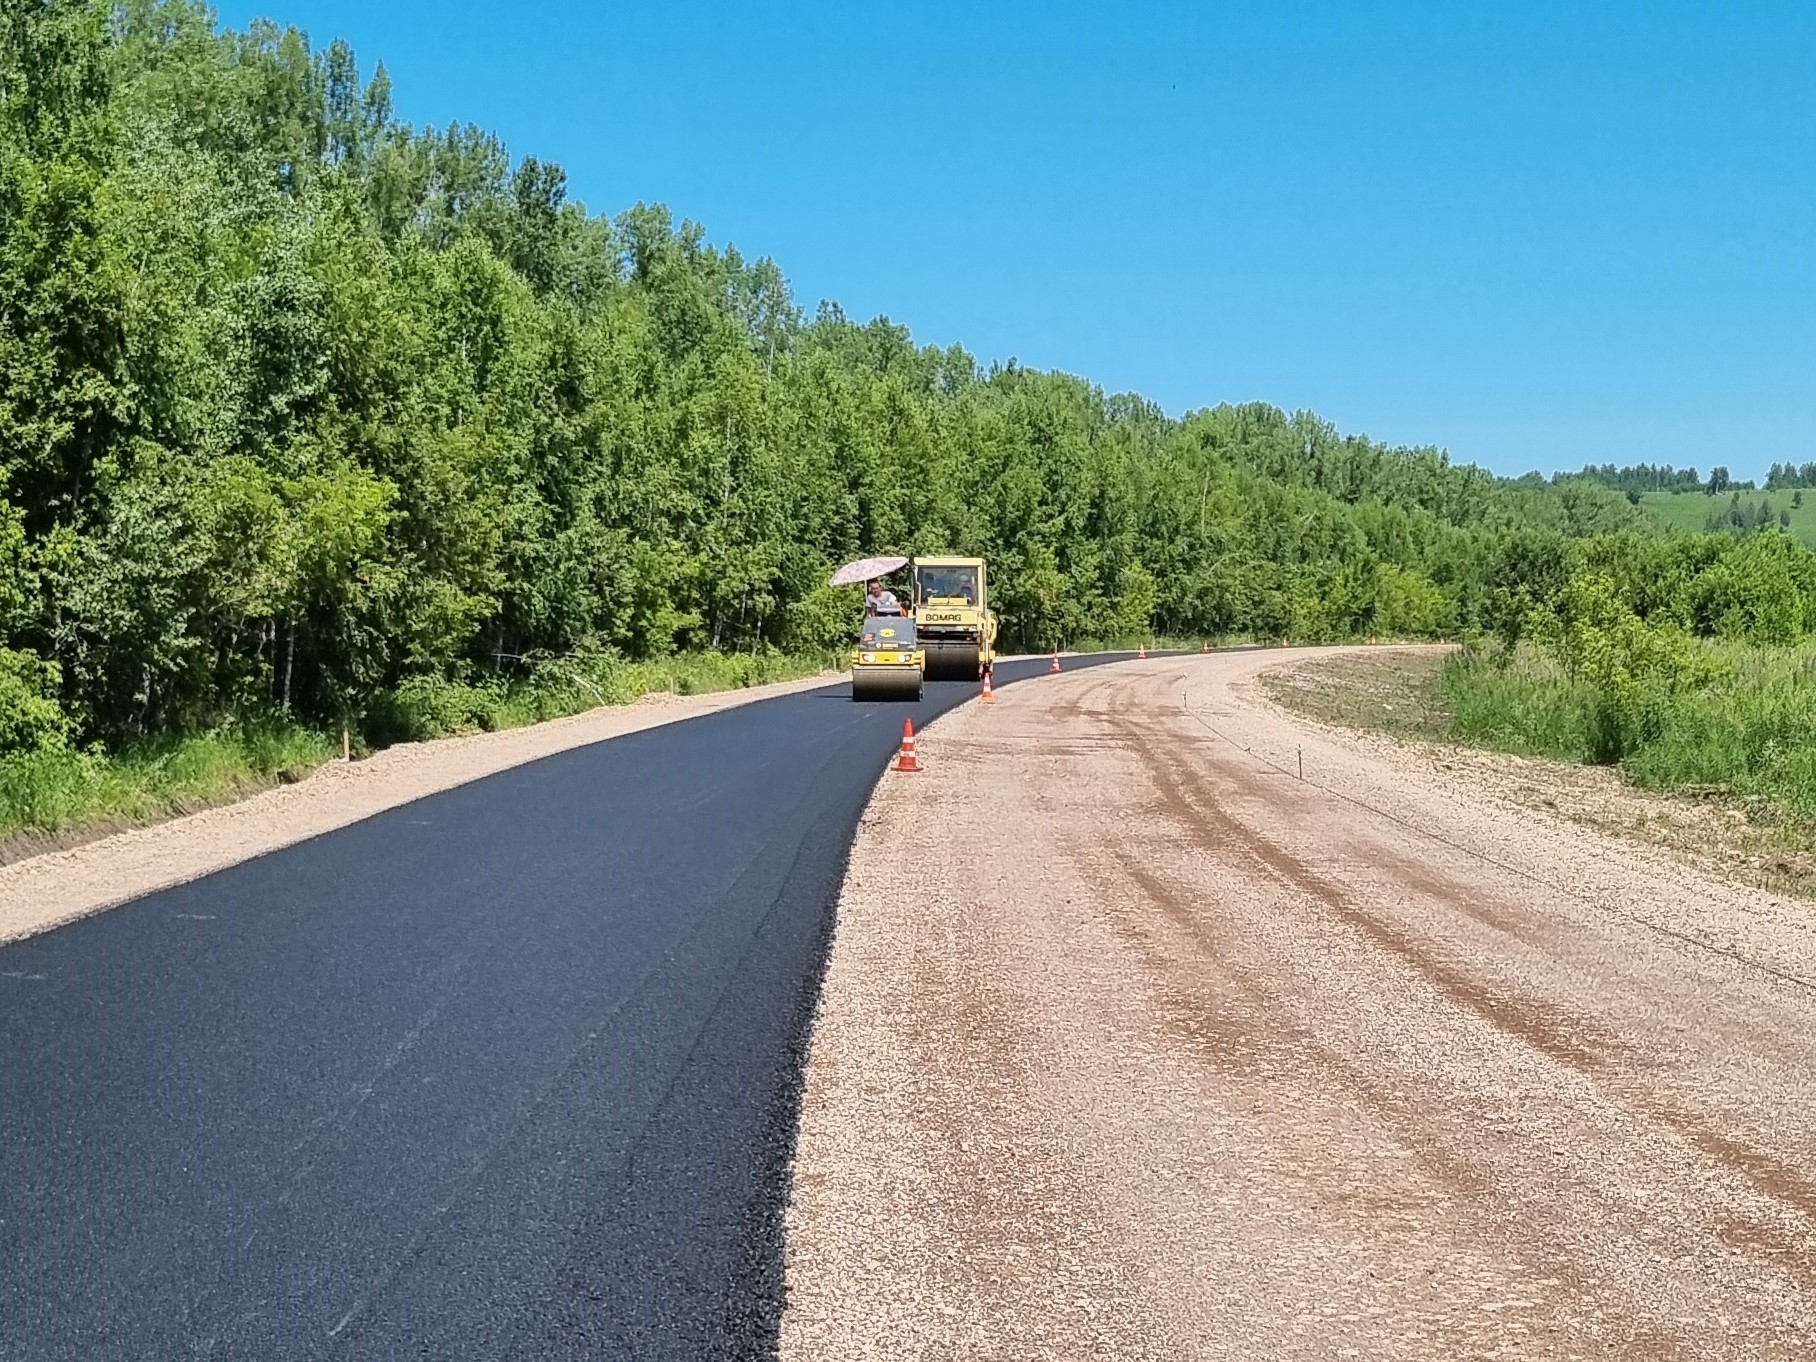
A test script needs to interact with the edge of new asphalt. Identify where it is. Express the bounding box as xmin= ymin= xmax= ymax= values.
xmin=0 ymin=648 xmax=1224 ymax=1361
